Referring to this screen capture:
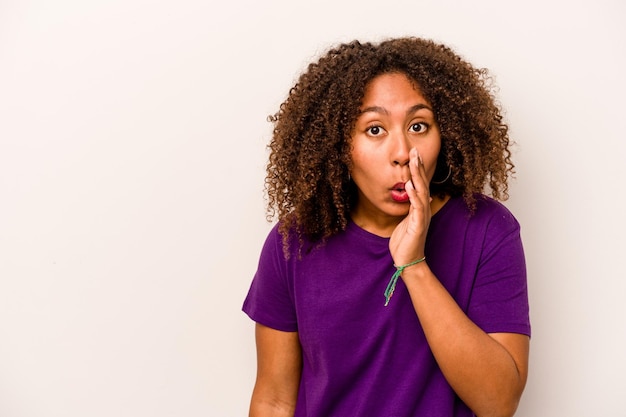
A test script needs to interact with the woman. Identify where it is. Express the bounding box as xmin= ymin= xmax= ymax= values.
xmin=242 ymin=37 xmax=530 ymax=417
